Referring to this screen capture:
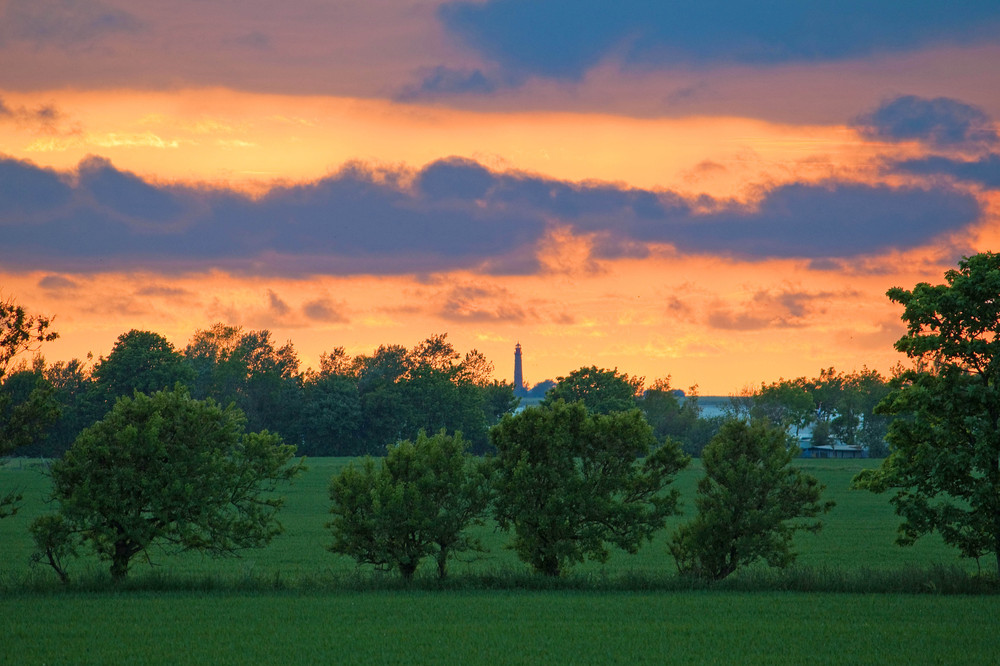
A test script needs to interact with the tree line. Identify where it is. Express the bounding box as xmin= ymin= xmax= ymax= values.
xmin=1 ymin=326 xmax=518 ymax=459
xmin=0 ymin=324 xmax=899 ymax=463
